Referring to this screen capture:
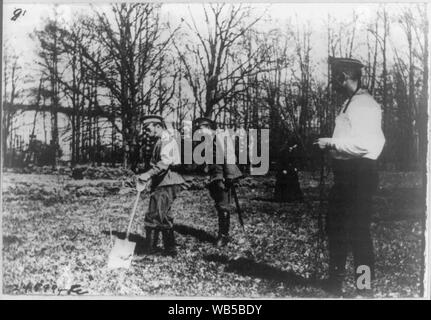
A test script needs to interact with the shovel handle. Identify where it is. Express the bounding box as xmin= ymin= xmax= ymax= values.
xmin=125 ymin=186 xmax=145 ymax=240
